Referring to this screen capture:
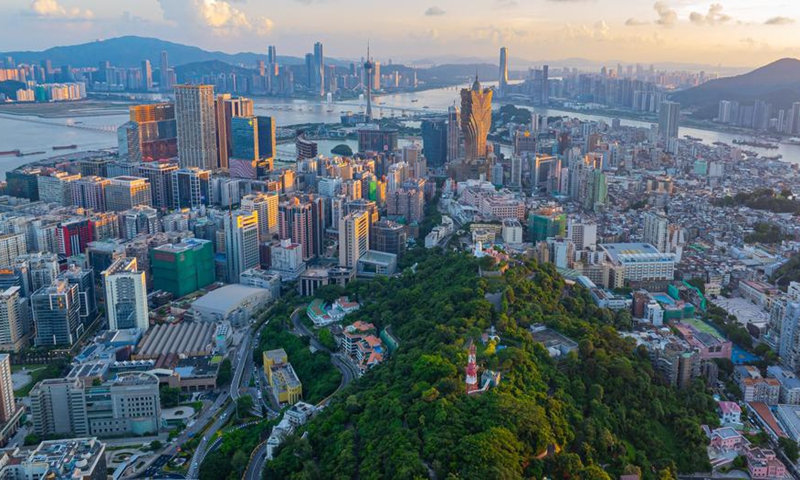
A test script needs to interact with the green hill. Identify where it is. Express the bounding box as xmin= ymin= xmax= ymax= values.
xmin=263 ymin=250 xmax=715 ymax=480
